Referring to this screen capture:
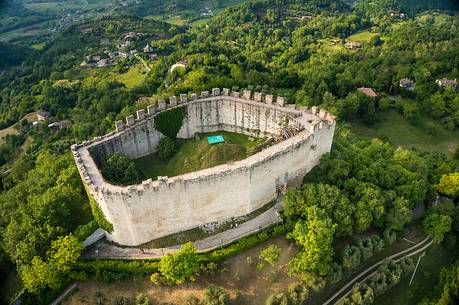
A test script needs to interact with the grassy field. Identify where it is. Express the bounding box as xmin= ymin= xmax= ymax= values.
xmin=351 ymin=109 xmax=459 ymax=157
xmin=108 ymin=64 xmax=149 ymax=88
xmin=0 ymin=126 xmax=19 ymax=144
xmin=31 ymin=41 xmax=47 ymax=50
xmin=0 ymin=112 xmax=37 ymax=144
xmin=64 ymin=235 xmax=300 ymax=305
xmin=145 ymin=14 xmax=188 ymax=26
xmin=134 ymin=131 xmax=264 ymax=179
xmin=347 ymin=30 xmax=380 ymax=43
xmin=374 ymin=243 xmax=458 ymax=305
